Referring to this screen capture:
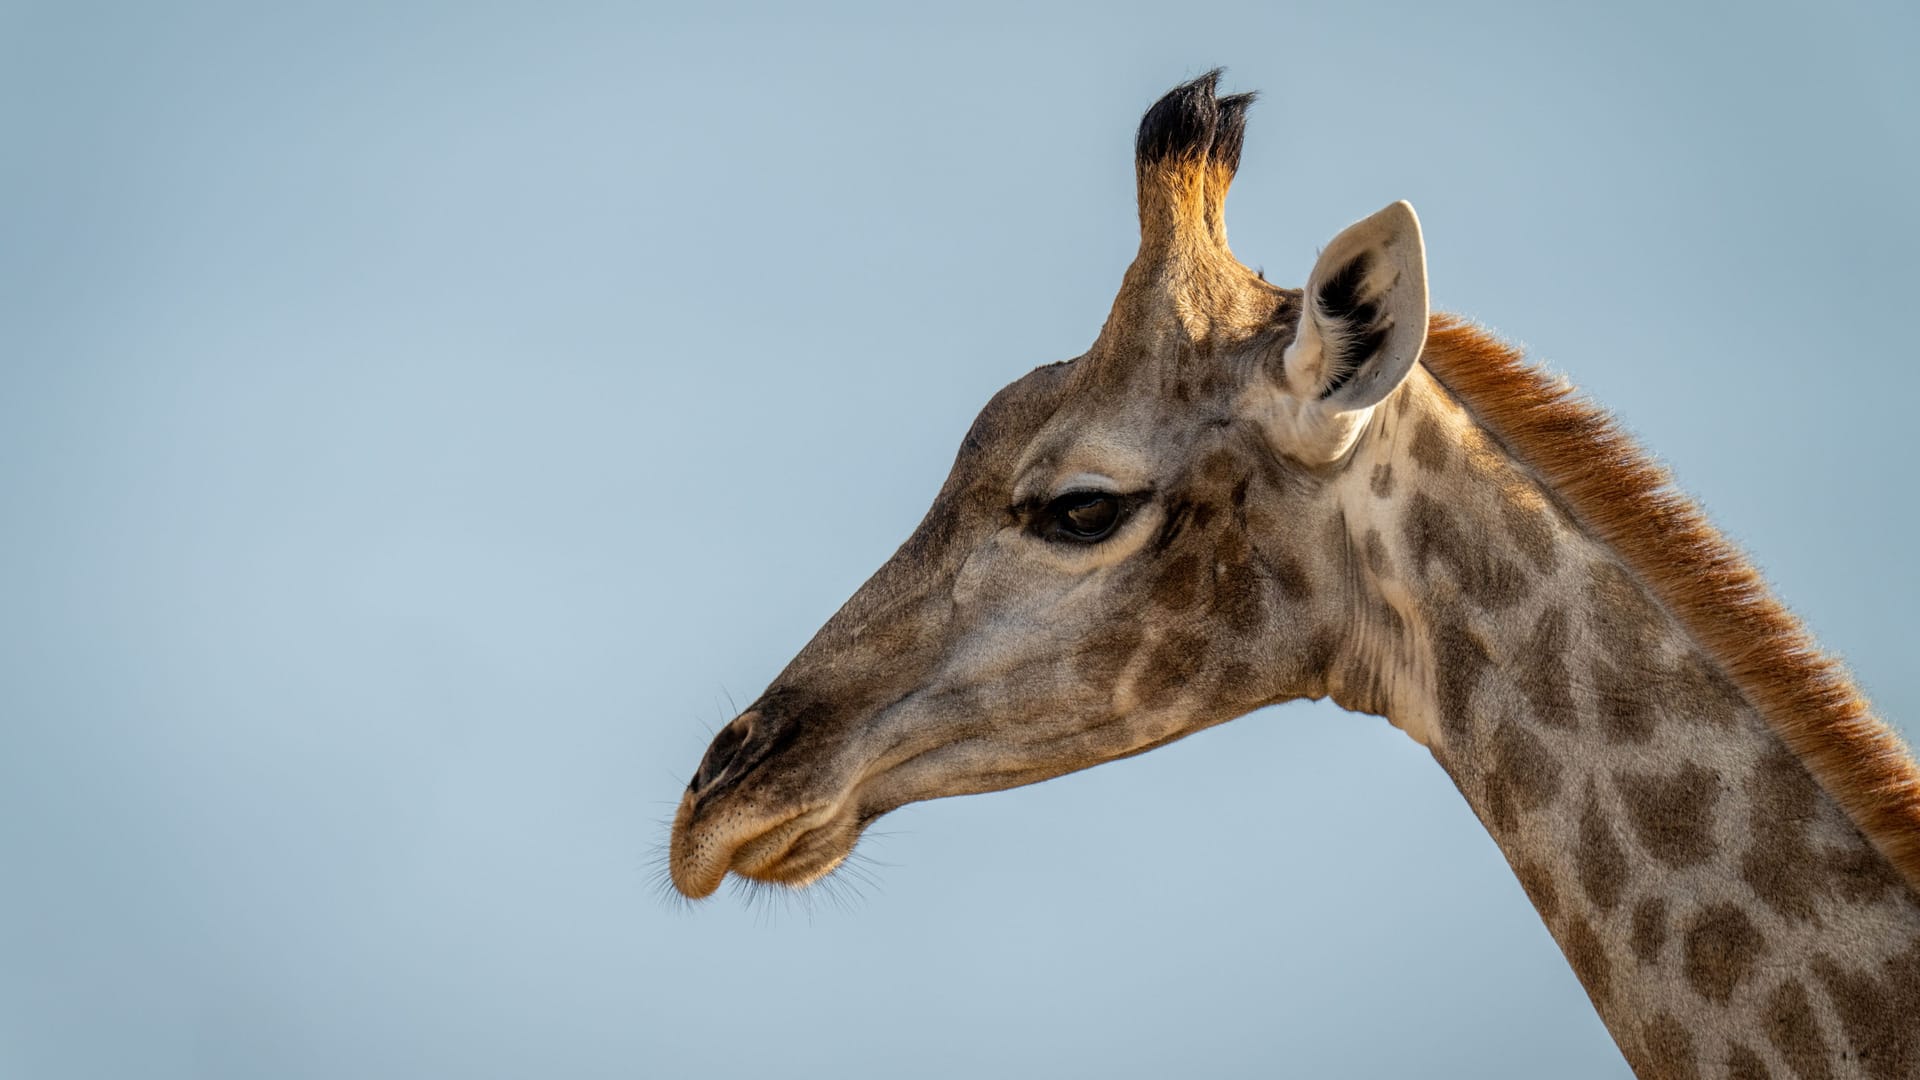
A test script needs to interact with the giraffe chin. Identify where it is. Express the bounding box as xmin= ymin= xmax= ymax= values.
xmin=668 ymin=789 xmax=862 ymax=899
